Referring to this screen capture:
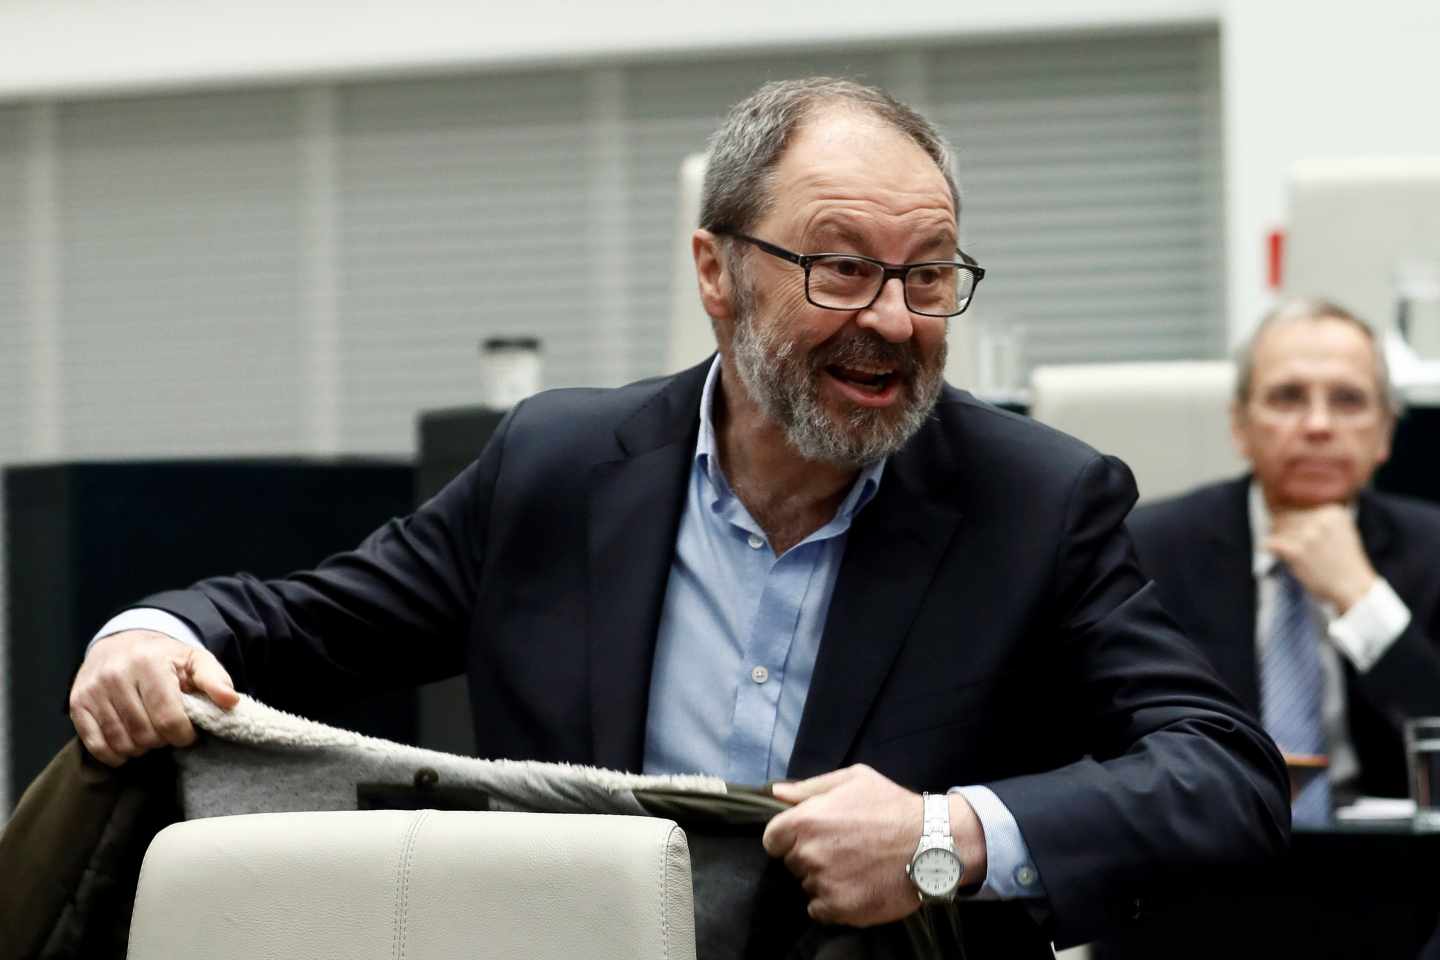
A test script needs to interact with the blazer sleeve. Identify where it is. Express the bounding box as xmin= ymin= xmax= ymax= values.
xmin=137 ymin=406 xmax=519 ymax=715
xmin=1354 ymin=602 xmax=1440 ymax=719
xmin=984 ymin=454 xmax=1290 ymax=948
